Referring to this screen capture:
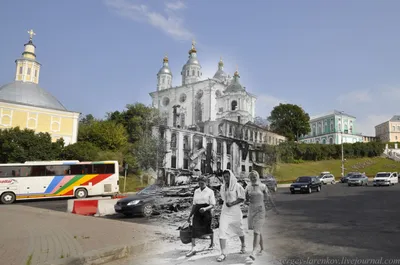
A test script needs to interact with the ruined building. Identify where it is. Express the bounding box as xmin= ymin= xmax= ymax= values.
xmin=149 ymin=41 xmax=286 ymax=184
